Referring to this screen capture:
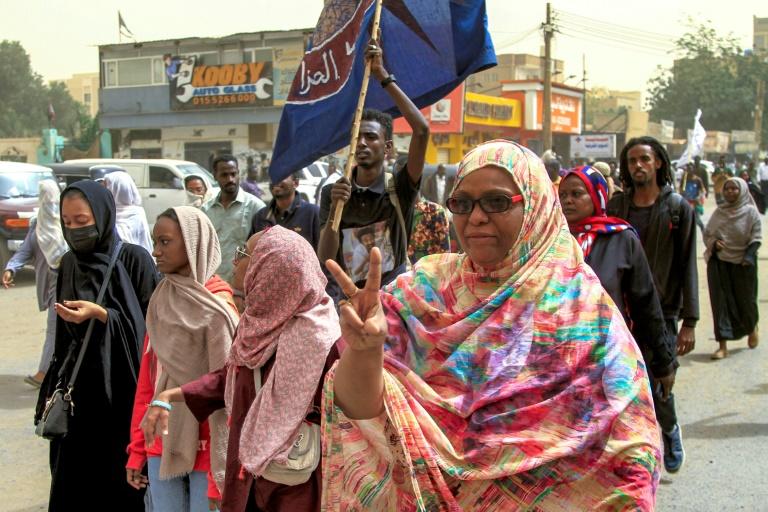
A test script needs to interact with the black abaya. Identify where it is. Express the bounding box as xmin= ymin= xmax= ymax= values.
xmin=36 ymin=181 xmax=159 ymax=511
